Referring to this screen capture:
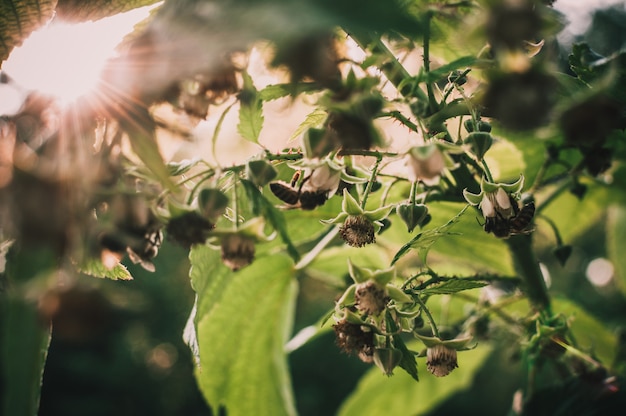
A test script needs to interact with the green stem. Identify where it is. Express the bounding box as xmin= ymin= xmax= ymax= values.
xmin=360 ymin=155 xmax=383 ymax=209
xmin=409 ymin=181 xmax=418 ymax=205
xmin=535 ymin=178 xmax=572 ymax=216
xmin=415 ymin=295 xmax=440 ymax=338
xmin=536 ymin=215 xmax=564 ymax=246
xmin=232 ymin=176 xmax=239 ymax=229
xmin=185 ymin=170 xmax=216 ymax=205
xmin=348 ymin=31 xmax=428 ymax=102
xmin=423 ymin=12 xmax=438 ymax=114
xmin=481 ymin=159 xmax=494 ymax=183
xmin=506 ymin=235 xmax=552 ymax=318
xmin=294 ymin=226 xmax=340 ymax=271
